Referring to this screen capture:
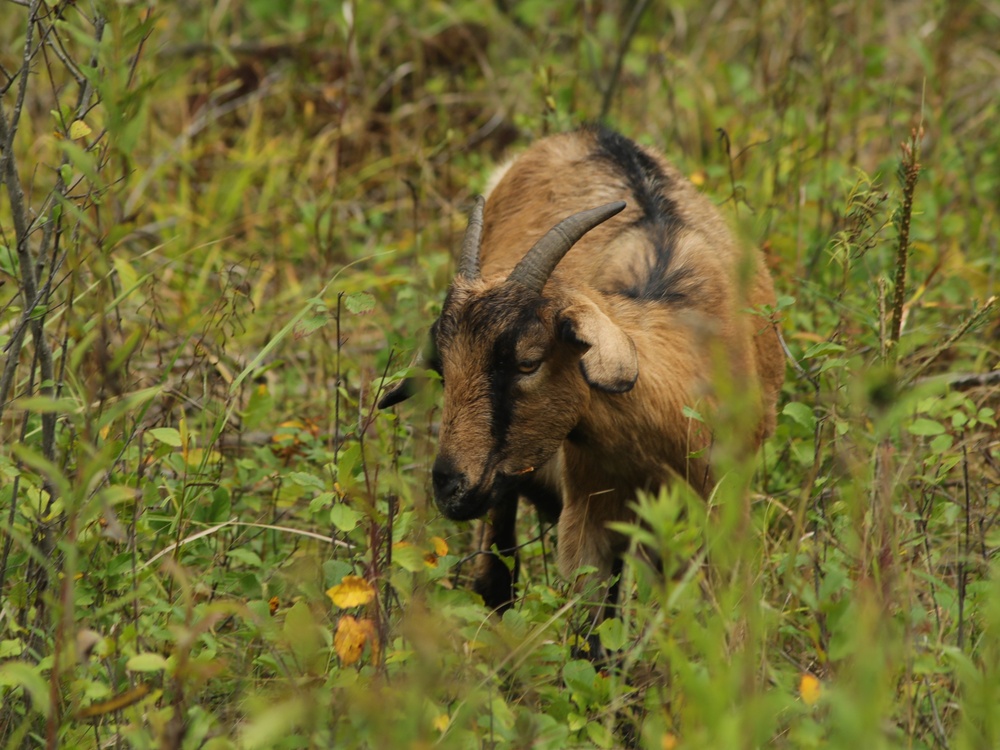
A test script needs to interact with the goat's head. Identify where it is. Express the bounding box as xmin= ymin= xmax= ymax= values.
xmin=421 ymin=198 xmax=636 ymax=521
